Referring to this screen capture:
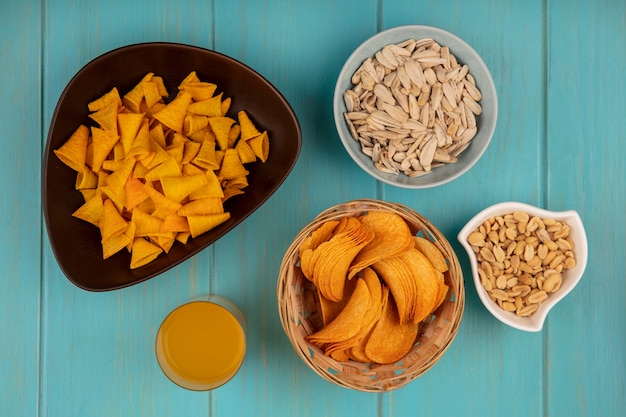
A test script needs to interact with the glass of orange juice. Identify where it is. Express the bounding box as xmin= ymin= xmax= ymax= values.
xmin=155 ymin=295 xmax=246 ymax=391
